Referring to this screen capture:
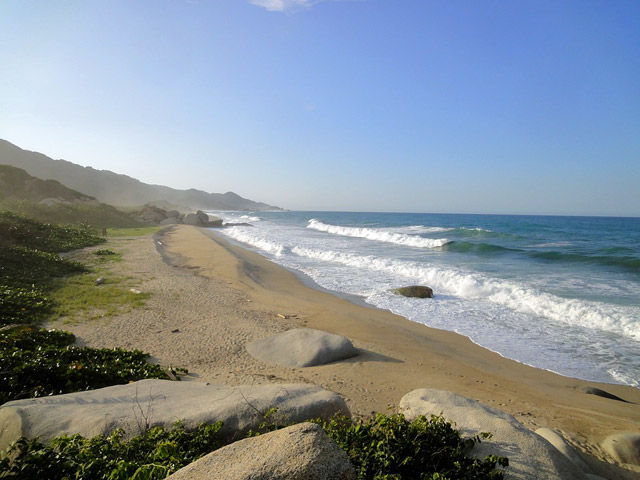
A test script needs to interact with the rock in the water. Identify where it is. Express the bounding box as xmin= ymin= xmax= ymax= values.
xmin=207 ymin=218 xmax=223 ymax=228
xmin=399 ymin=389 xmax=585 ymax=480
xmin=0 ymin=379 xmax=349 ymax=451
xmin=602 ymin=433 xmax=640 ymax=465
xmin=183 ymin=212 xmax=202 ymax=225
xmin=535 ymin=428 xmax=591 ymax=473
xmin=167 ymin=422 xmax=356 ymax=480
xmin=581 ymin=386 xmax=629 ymax=403
xmin=247 ymin=328 xmax=358 ymax=368
xmin=392 ymin=285 xmax=433 ymax=298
